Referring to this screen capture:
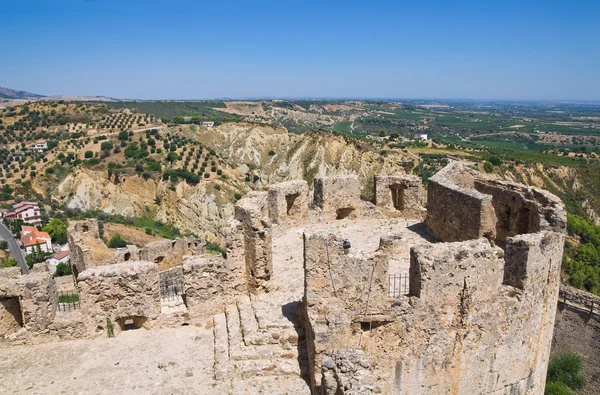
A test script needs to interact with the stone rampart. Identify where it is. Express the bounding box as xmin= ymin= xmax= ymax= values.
xmin=77 ymin=261 xmax=160 ymax=334
xmin=303 ymin=162 xmax=567 ymax=395
xmin=267 ymin=180 xmax=309 ymax=224
xmin=374 ymin=173 xmax=423 ymax=216
xmin=313 ymin=175 xmax=361 ymax=219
